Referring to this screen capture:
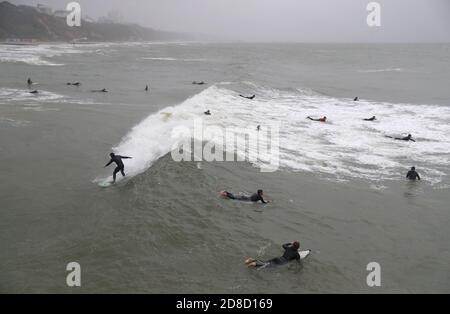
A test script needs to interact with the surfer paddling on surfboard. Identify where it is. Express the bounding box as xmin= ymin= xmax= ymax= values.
xmin=104 ymin=153 xmax=132 ymax=184
xmin=363 ymin=116 xmax=377 ymax=121
xmin=385 ymin=133 xmax=416 ymax=142
xmin=307 ymin=116 xmax=327 ymax=122
xmin=245 ymin=241 xmax=309 ymax=269
xmin=239 ymin=94 xmax=255 ymax=100
xmin=220 ymin=189 xmax=269 ymax=203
